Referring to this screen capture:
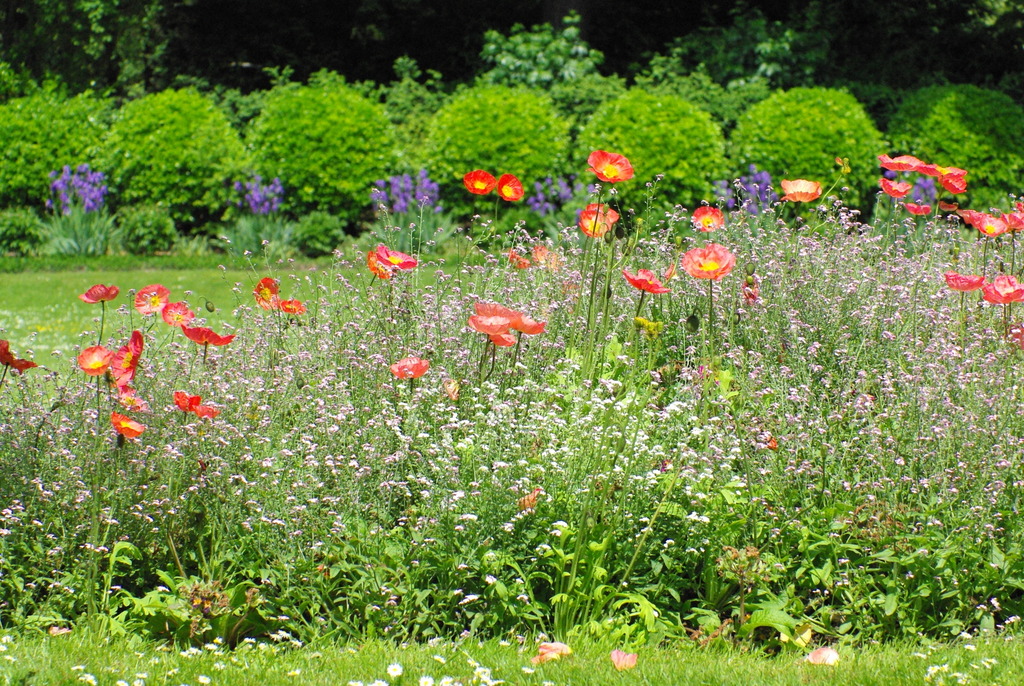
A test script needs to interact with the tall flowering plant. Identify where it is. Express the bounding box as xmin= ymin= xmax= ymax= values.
xmin=43 ymin=164 xmax=117 ymax=256
xmin=224 ymin=174 xmax=293 ymax=256
xmin=370 ymin=169 xmax=451 ymax=254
